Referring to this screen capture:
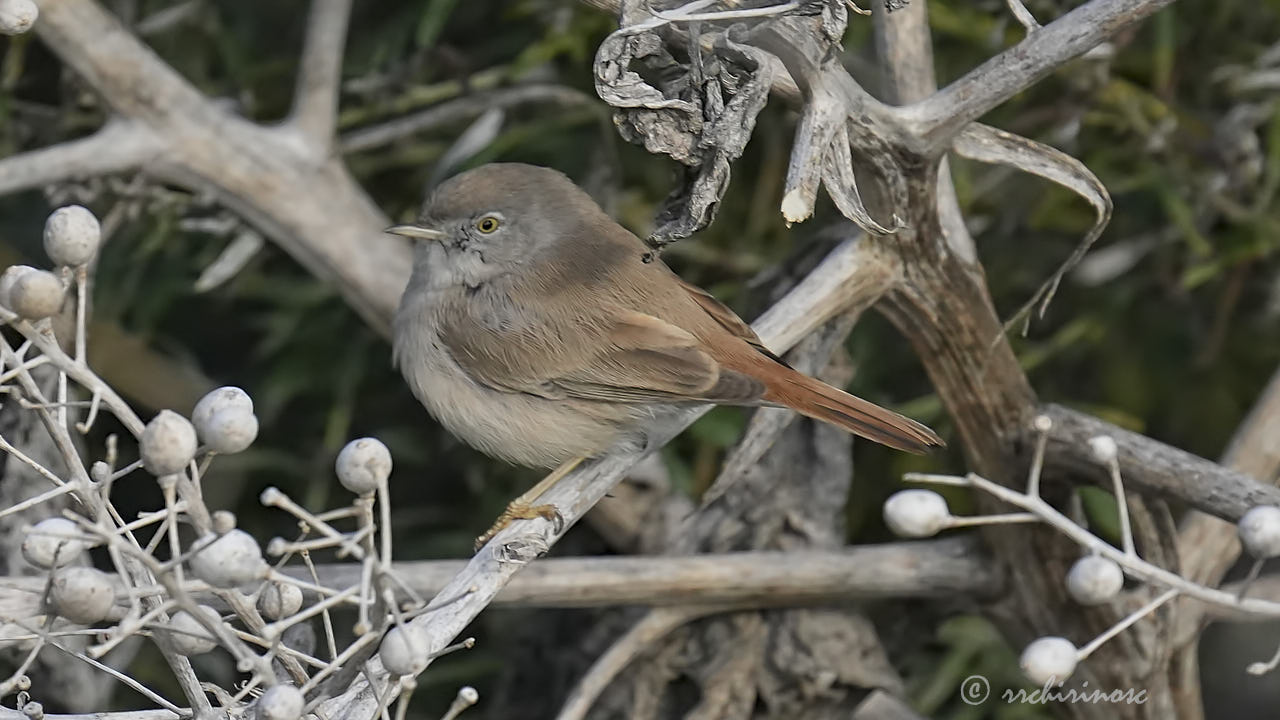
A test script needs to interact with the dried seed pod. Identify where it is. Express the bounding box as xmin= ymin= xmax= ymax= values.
xmin=202 ymin=408 xmax=259 ymax=454
xmin=140 ymin=410 xmax=198 ymax=476
xmin=43 ymin=206 xmax=101 ymax=267
xmin=0 ymin=265 xmax=35 ymax=309
xmin=193 ymin=387 xmax=257 ymax=453
xmin=9 ymin=270 xmax=64 ymax=320
xmin=256 ymin=685 xmax=304 ymax=720
xmin=166 ymin=605 xmax=221 ymax=656
xmin=380 ymin=624 xmax=428 ymax=676
xmin=21 ymin=517 xmax=87 ymax=569
xmin=258 ymin=582 xmax=303 ymax=621
xmin=1020 ymin=636 xmax=1077 ymax=685
xmin=48 ymin=567 xmax=115 ymax=624
xmin=0 ymin=0 xmax=37 ymax=35
xmin=882 ymin=489 xmax=952 ymax=538
xmin=335 ymin=438 xmax=392 ymax=495
xmin=1065 ymin=555 xmax=1124 ymax=605
xmin=189 ymin=529 xmax=268 ymax=588
xmin=1239 ymin=505 xmax=1280 ymax=559
xmin=211 ymin=510 xmax=237 ymax=535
